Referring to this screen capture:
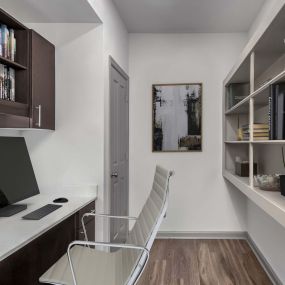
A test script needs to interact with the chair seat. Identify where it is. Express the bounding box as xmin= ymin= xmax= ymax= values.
xmin=40 ymin=245 xmax=124 ymax=285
